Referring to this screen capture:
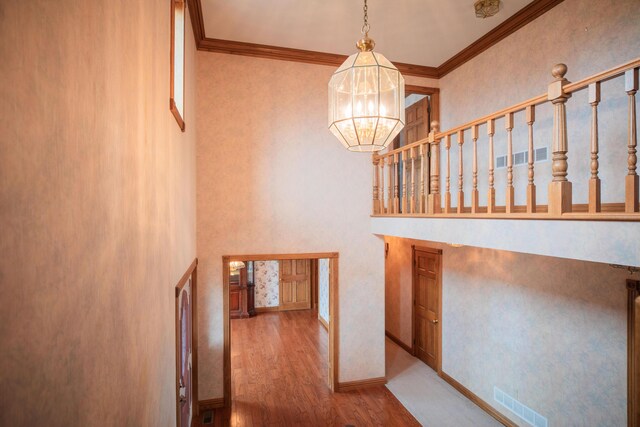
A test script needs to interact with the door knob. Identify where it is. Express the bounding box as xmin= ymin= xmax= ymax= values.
xmin=432 ymin=319 xmax=439 ymax=324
